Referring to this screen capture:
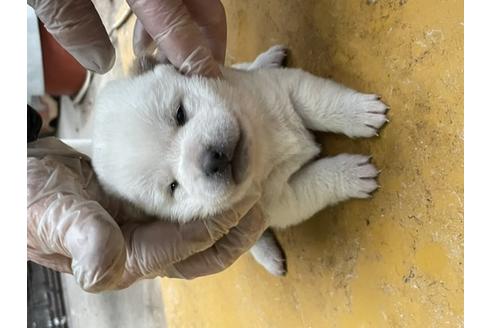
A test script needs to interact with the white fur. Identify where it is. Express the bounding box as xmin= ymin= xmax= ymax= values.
xmin=91 ymin=46 xmax=387 ymax=275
